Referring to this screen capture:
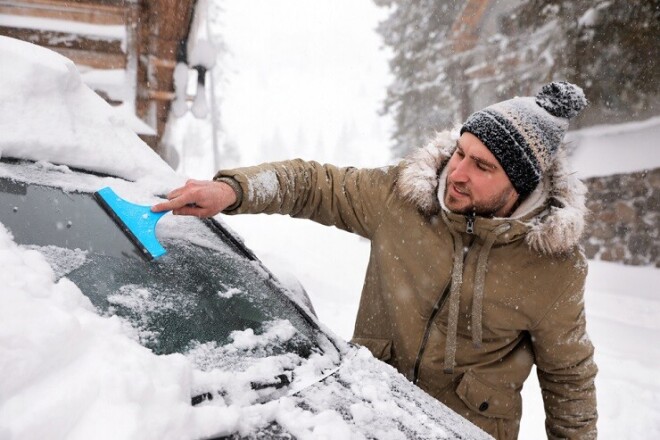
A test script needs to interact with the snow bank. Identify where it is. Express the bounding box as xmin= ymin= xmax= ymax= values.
xmin=0 ymin=36 xmax=172 ymax=183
